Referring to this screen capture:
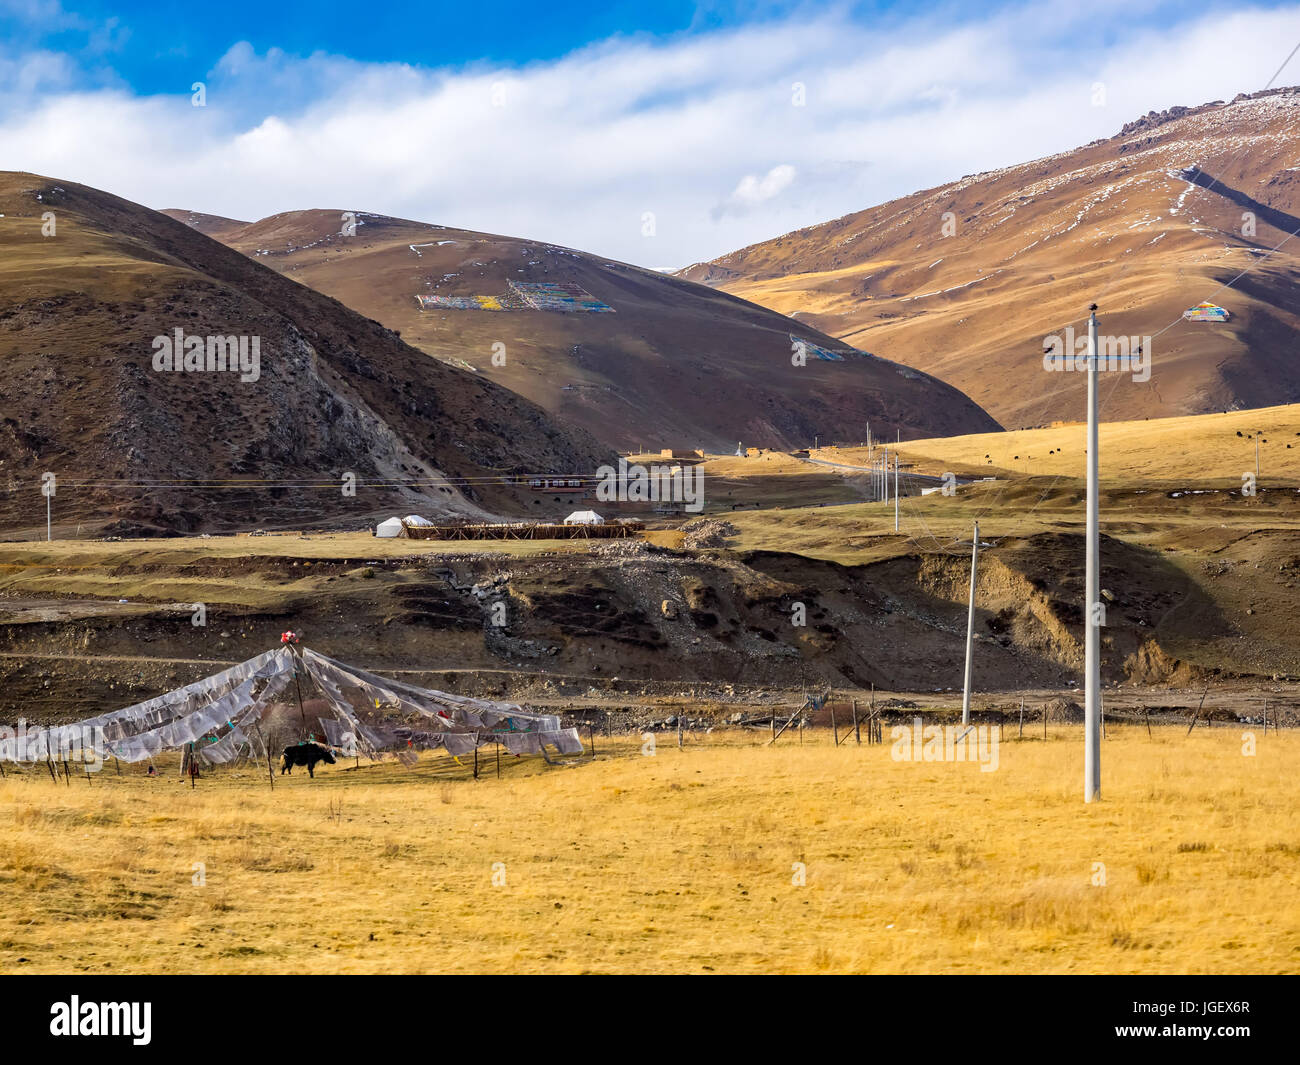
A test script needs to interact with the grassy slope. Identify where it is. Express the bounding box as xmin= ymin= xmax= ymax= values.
xmin=681 ymin=92 xmax=1300 ymax=429
xmin=172 ymin=208 xmax=1001 ymax=452
xmin=0 ymin=172 xmax=611 ymax=534
xmin=0 ymin=731 xmax=1294 ymax=975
